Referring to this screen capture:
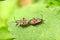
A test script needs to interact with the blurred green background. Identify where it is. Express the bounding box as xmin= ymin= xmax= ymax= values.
xmin=0 ymin=0 xmax=60 ymax=40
